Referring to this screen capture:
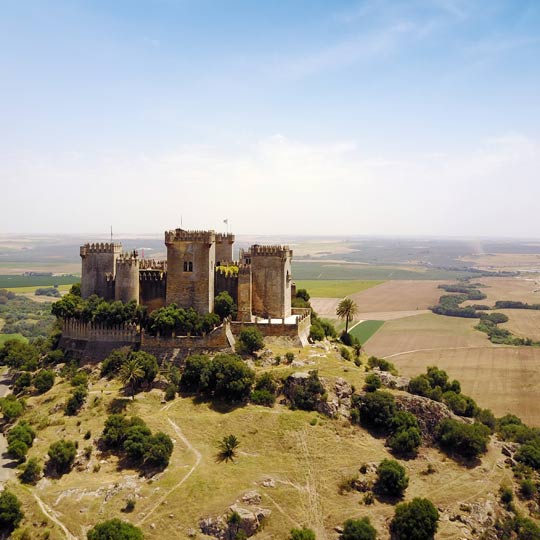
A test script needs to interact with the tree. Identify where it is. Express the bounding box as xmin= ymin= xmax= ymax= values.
xmin=375 ymin=459 xmax=409 ymax=498
xmin=144 ymin=432 xmax=174 ymax=468
xmin=33 ymin=369 xmax=55 ymax=394
xmin=340 ymin=517 xmax=377 ymax=540
xmin=436 ymin=419 xmax=490 ymax=459
xmin=364 ymin=373 xmax=381 ymax=392
xmin=336 ymin=297 xmax=359 ymax=334
xmin=130 ymin=351 xmax=159 ymax=387
xmin=101 ymin=348 xmax=129 ymax=377
xmin=119 ymin=357 xmax=145 ymax=399
xmin=289 ymin=528 xmax=316 ymax=540
xmin=87 ymin=518 xmax=143 ymax=540
xmin=212 ymin=354 xmax=256 ymax=401
xmin=237 ymin=328 xmax=264 ymax=355
xmin=390 ymin=498 xmax=439 ymax=540
xmin=180 ymin=354 xmax=214 ymax=393
xmin=0 ymin=395 xmax=25 ymax=422
xmin=19 ymin=457 xmax=42 ymax=484
xmin=48 ymin=439 xmax=76 ymax=474
xmin=356 ymin=391 xmax=396 ymax=431
xmin=217 ymin=434 xmax=240 ymax=463
xmin=0 ymin=489 xmax=24 ymax=534
xmin=214 ymin=291 xmax=237 ymax=320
